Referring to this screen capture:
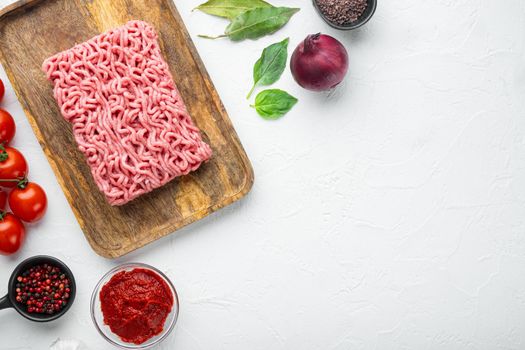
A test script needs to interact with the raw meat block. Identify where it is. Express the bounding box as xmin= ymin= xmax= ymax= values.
xmin=42 ymin=20 xmax=212 ymax=205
